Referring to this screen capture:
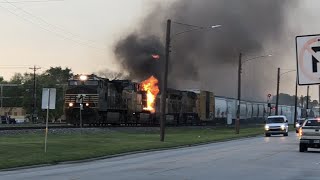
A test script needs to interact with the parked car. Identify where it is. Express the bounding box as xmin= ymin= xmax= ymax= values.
xmin=0 ymin=115 xmax=16 ymax=124
xmin=8 ymin=116 xmax=16 ymax=124
xmin=264 ymin=115 xmax=289 ymax=137
xmin=1 ymin=116 xmax=7 ymax=124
